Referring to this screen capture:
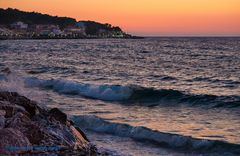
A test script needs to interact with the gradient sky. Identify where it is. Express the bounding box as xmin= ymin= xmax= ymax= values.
xmin=1 ymin=0 xmax=240 ymax=36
